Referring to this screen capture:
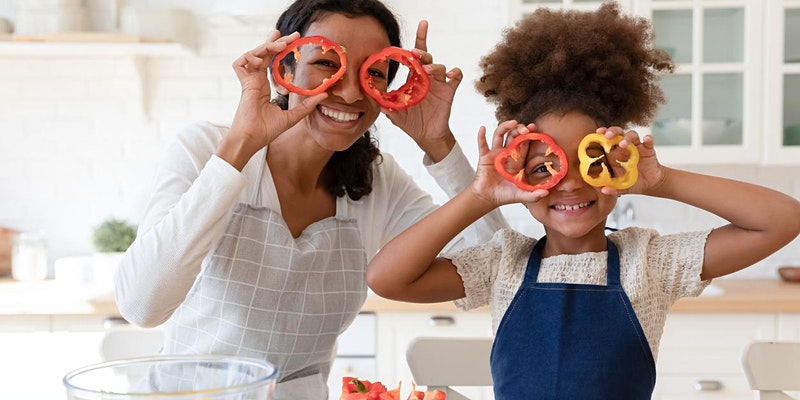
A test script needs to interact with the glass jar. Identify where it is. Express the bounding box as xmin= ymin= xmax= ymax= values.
xmin=11 ymin=232 xmax=48 ymax=281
